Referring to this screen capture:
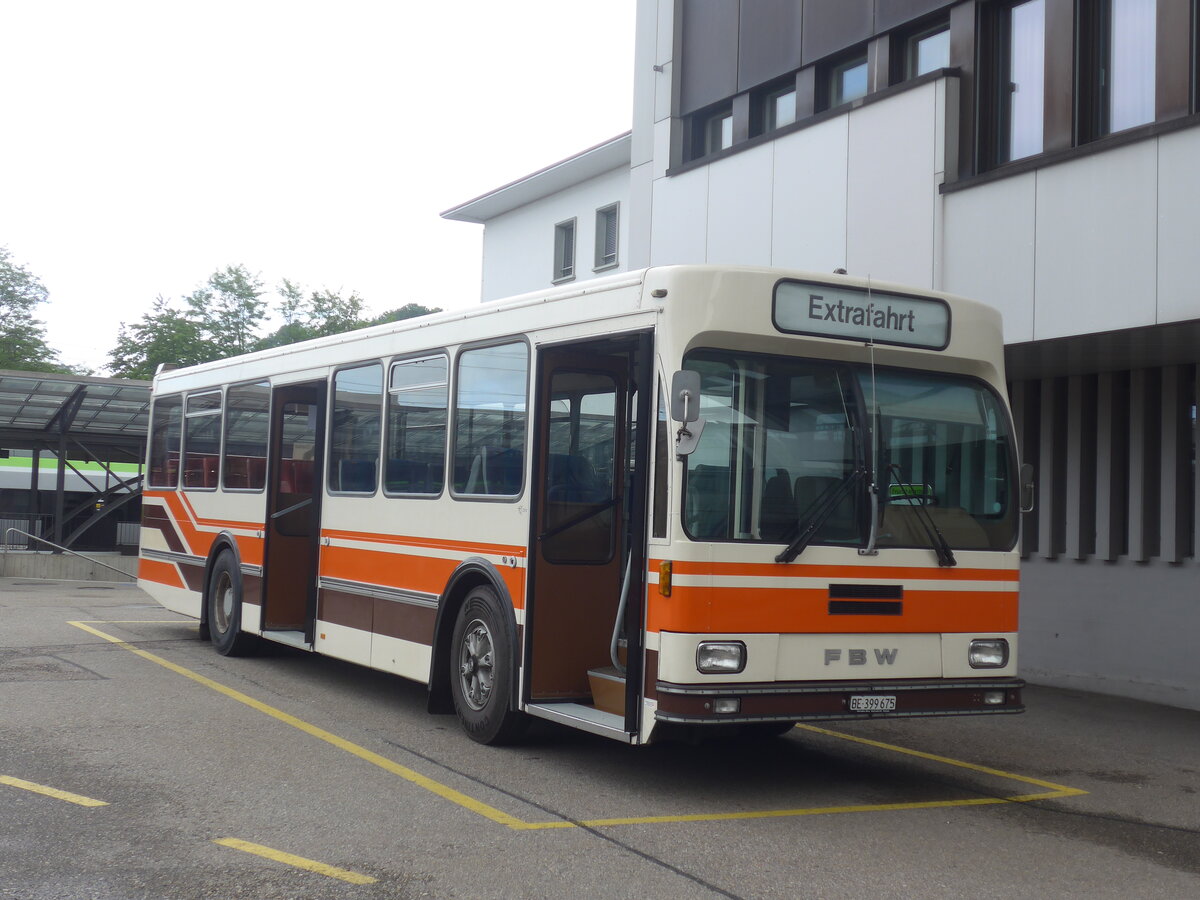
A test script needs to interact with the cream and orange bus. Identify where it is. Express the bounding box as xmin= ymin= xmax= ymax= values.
xmin=139 ymin=265 xmax=1026 ymax=745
